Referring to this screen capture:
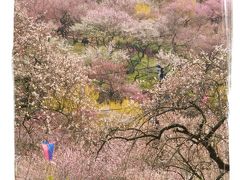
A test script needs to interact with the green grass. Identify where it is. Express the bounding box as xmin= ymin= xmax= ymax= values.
xmin=127 ymin=55 xmax=158 ymax=89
